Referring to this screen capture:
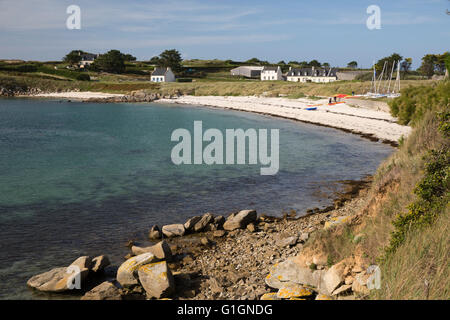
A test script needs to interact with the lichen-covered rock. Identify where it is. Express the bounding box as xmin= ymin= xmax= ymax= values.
xmin=223 ymin=210 xmax=257 ymax=231
xmin=117 ymin=252 xmax=158 ymax=287
xmin=260 ymin=292 xmax=280 ymax=300
xmin=27 ymin=266 xmax=89 ymax=293
xmin=266 ymin=258 xmax=324 ymax=289
xmin=162 ymin=224 xmax=185 ymax=238
xmin=276 ymin=283 xmax=313 ymax=299
xmin=324 ymin=216 xmax=351 ymax=229
xmin=138 ymin=261 xmax=175 ymax=299
xmin=81 ymin=281 xmax=122 ymax=300
xmin=315 ymin=294 xmax=333 ymax=300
